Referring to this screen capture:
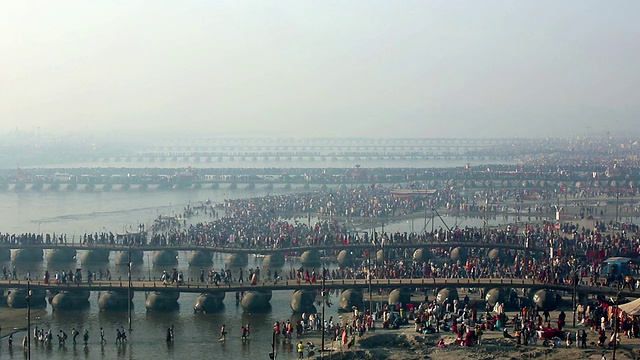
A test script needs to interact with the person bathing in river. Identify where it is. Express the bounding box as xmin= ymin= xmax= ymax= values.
xmin=219 ymin=324 xmax=227 ymax=341
xmin=71 ymin=327 xmax=79 ymax=344
xmin=58 ymin=330 xmax=68 ymax=345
